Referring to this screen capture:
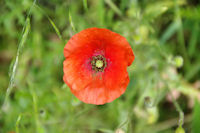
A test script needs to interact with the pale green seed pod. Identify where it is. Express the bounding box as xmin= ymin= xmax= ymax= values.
xmin=175 ymin=126 xmax=185 ymax=133
xmin=174 ymin=56 xmax=183 ymax=68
